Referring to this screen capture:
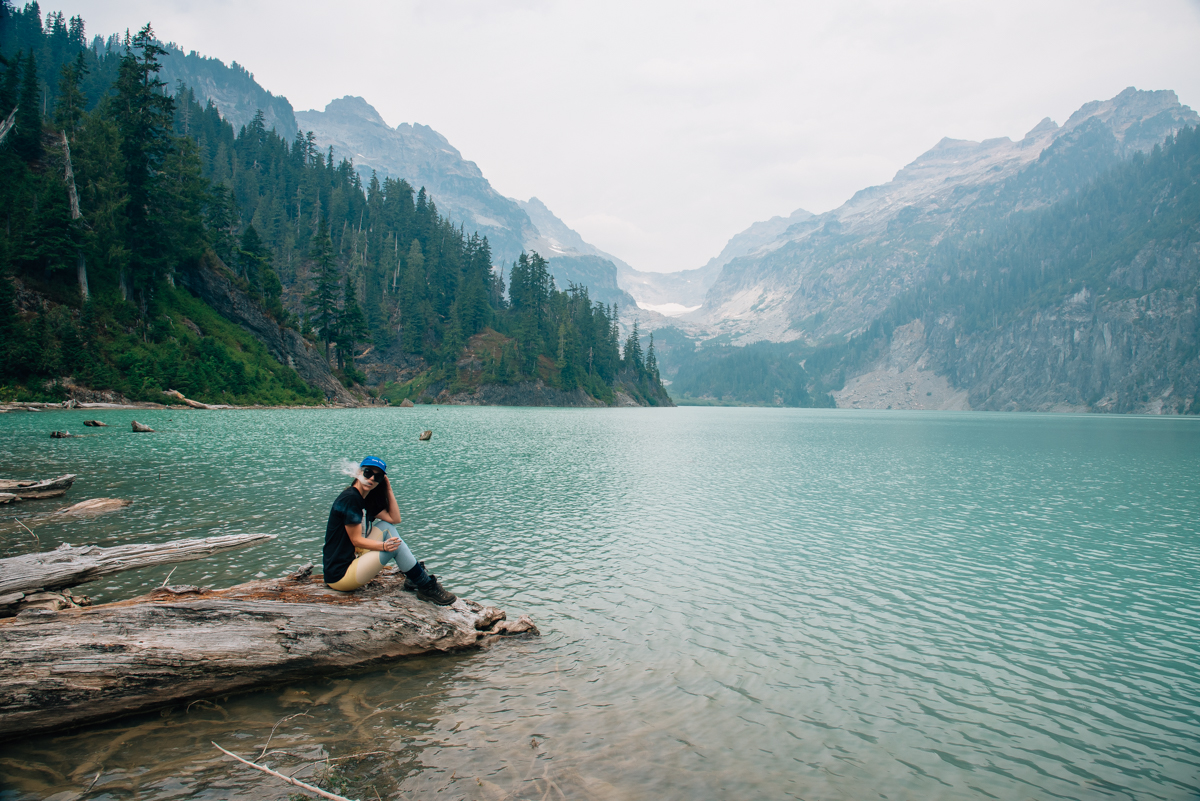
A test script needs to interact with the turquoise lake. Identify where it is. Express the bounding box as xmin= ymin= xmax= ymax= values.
xmin=0 ymin=407 xmax=1198 ymax=800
